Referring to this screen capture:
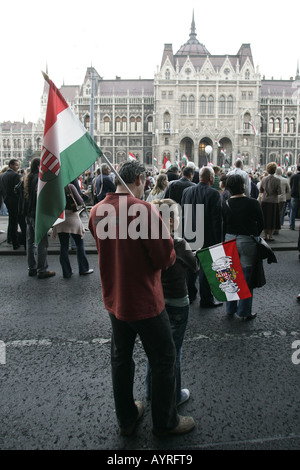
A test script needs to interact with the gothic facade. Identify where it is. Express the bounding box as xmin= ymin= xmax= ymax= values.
xmin=1 ymin=13 xmax=300 ymax=170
